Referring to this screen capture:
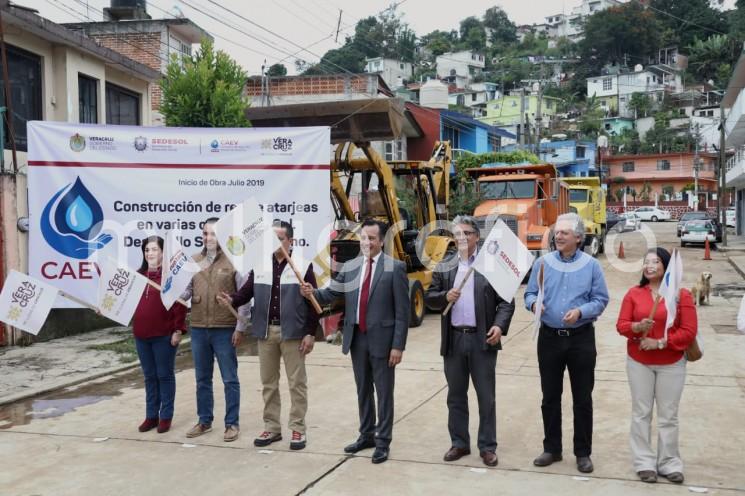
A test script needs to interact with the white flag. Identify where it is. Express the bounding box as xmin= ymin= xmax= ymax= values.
xmin=0 ymin=270 xmax=58 ymax=335
xmin=472 ymin=218 xmax=534 ymax=302
xmin=97 ymin=259 xmax=148 ymax=326
xmin=214 ymin=197 xmax=280 ymax=274
xmin=161 ymin=230 xmax=200 ymax=310
xmin=659 ymin=249 xmax=683 ymax=335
